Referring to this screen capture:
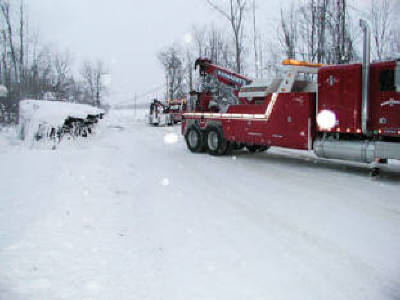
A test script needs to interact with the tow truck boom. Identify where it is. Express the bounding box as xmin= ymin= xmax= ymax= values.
xmin=195 ymin=58 xmax=252 ymax=90
xmin=193 ymin=58 xmax=253 ymax=109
